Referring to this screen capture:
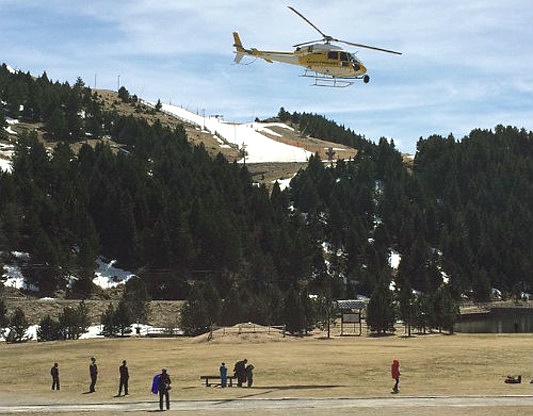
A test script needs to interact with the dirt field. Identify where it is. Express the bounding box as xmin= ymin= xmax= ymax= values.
xmin=0 ymin=330 xmax=531 ymax=415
